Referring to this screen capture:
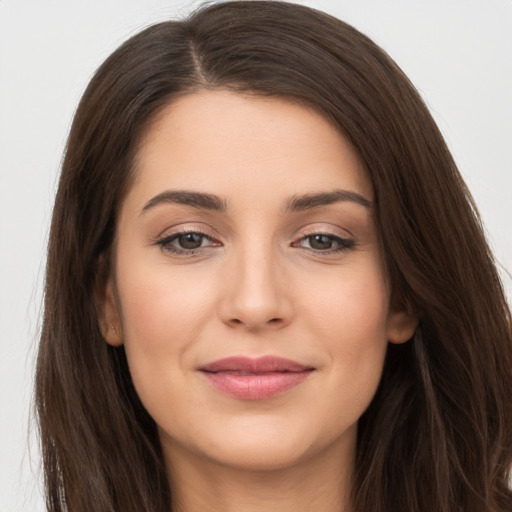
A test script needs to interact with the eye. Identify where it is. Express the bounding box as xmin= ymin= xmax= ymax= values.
xmin=294 ymin=233 xmax=355 ymax=253
xmin=156 ymin=231 xmax=219 ymax=255
xmin=174 ymin=233 xmax=207 ymax=250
